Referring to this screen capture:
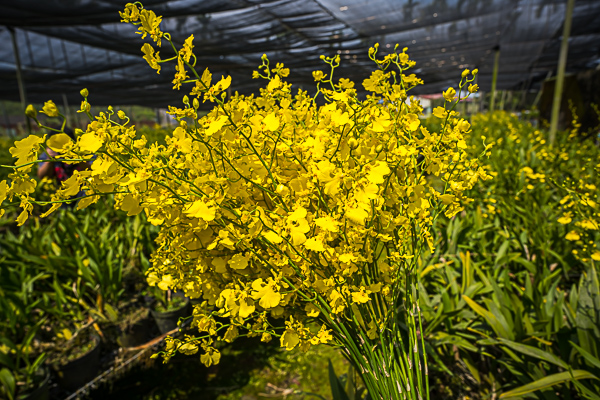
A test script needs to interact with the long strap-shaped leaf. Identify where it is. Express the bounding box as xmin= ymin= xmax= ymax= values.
xmin=462 ymin=295 xmax=512 ymax=339
xmin=496 ymin=338 xmax=568 ymax=369
xmin=328 ymin=359 xmax=350 ymax=400
xmin=499 ymin=370 xmax=599 ymax=399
